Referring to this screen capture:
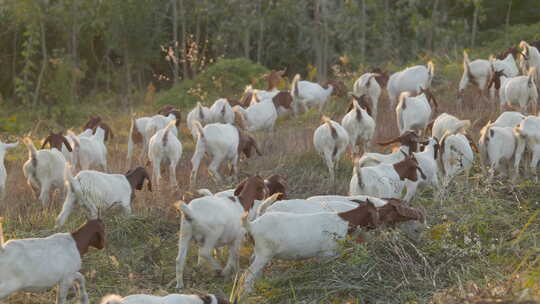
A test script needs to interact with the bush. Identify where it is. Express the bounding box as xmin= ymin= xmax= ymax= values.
xmin=156 ymin=58 xmax=269 ymax=110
